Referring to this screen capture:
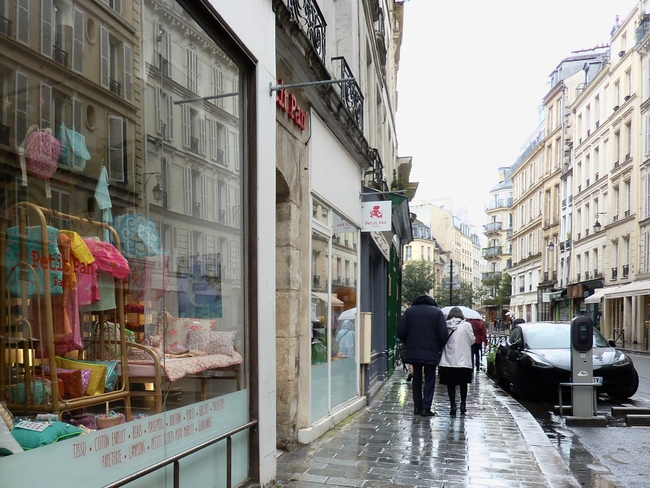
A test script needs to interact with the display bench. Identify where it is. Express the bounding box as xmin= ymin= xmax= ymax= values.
xmin=0 ymin=202 xmax=131 ymax=418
